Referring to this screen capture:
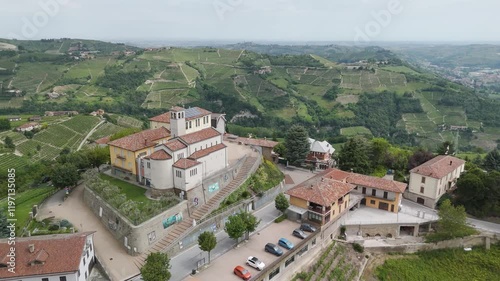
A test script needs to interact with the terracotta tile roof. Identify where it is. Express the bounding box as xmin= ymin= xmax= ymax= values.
xmin=286 ymin=175 xmax=355 ymax=206
xmin=173 ymin=158 xmax=201 ymax=169
xmin=145 ymin=150 xmax=172 ymax=160
xmin=179 ymin=128 xmax=221 ymax=145
xmin=322 ymin=169 xmax=351 ymax=182
xmin=346 ymin=173 xmax=407 ymax=193
xmin=149 ymin=107 xmax=212 ymax=123
xmin=95 ymin=136 xmax=111 ymax=145
xmin=108 ymin=127 xmax=170 ymax=151
xmin=0 ymin=232 xmax=93 ymax=279
xmin=149 ymin=112 xmax=171 ymax=123
xmin=165 ymin=139 xmax=187 ymax=151
xmin=17 ymin=122 xmax=40 ymax=129
xmin=189 ymin=143 xmax=226 ymax=160
xmin=239 ymin=138 xmax=279 ymax=148
xmin=410 ymin=155 xmax=465 ymax=179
